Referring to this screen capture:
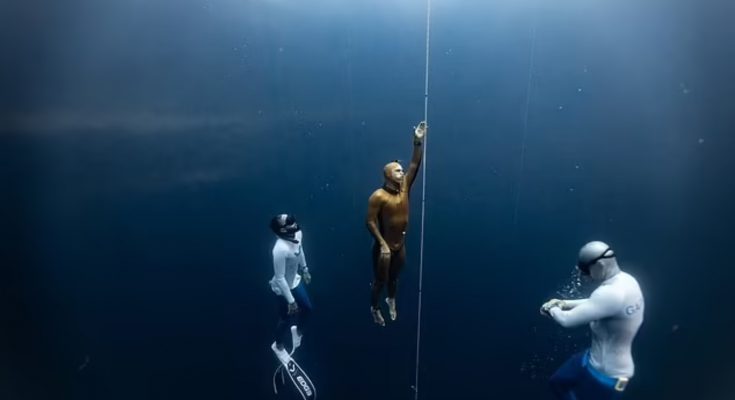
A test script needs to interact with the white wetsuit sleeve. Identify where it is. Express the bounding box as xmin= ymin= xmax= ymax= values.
xmin=273 ymin=247 xmax=295 ymax=304
xmin=562 ymin=299 xmax=586 ymax=309
xmin=550 ymin=286 xmax=624 ymax=328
